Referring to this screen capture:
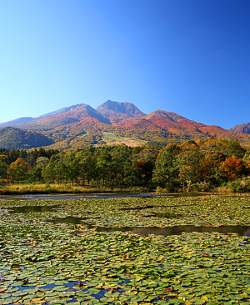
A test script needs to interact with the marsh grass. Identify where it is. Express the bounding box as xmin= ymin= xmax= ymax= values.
xmin=0 ymin=183 xmax=147 ymax=195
